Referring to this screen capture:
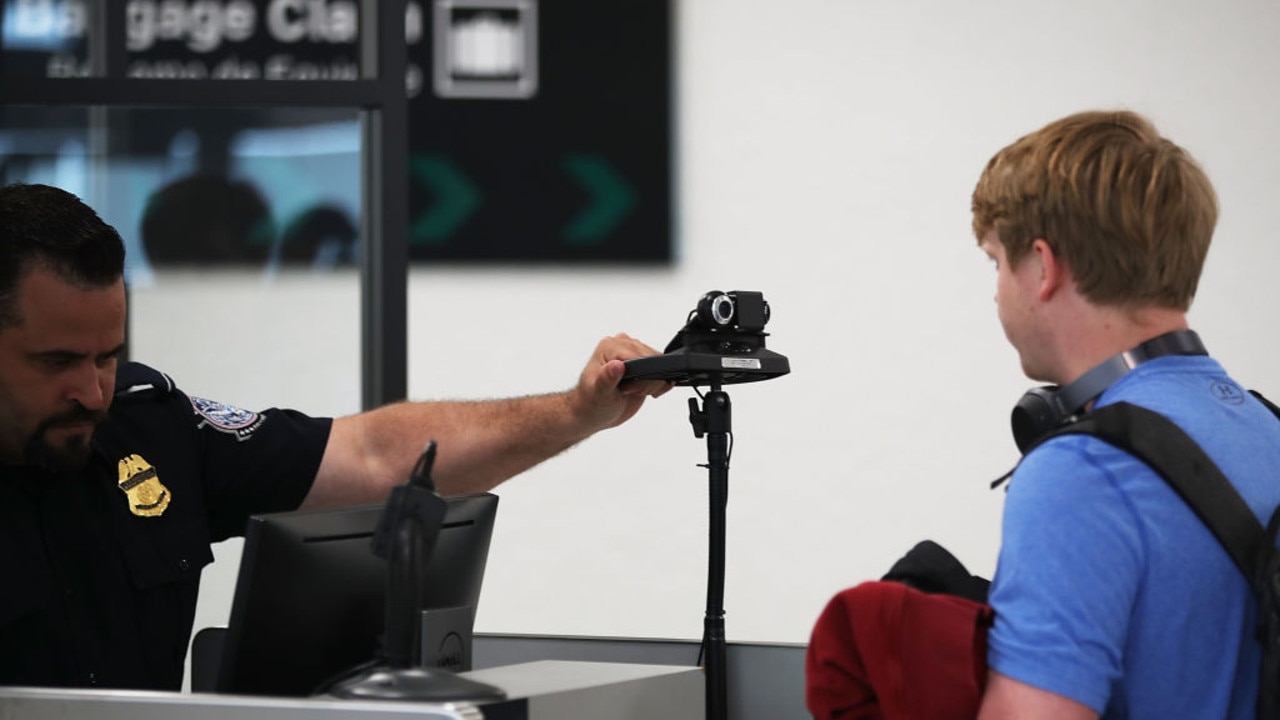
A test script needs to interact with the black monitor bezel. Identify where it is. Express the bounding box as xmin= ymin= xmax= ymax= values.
xmin=213 ymin=492 xmax=498 ymax=697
